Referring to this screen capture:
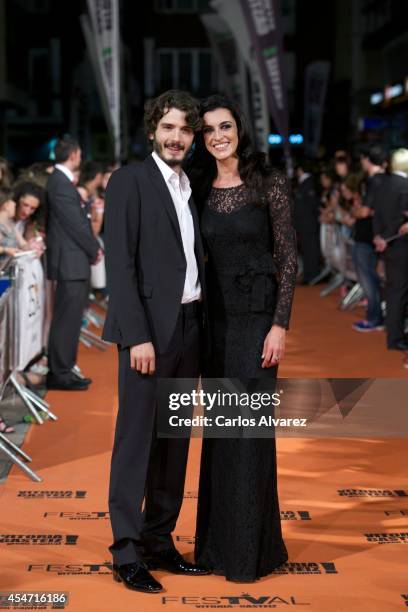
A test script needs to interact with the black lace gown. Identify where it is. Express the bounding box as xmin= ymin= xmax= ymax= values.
xmin=194 ymin=171 xmax=297 ymax=582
